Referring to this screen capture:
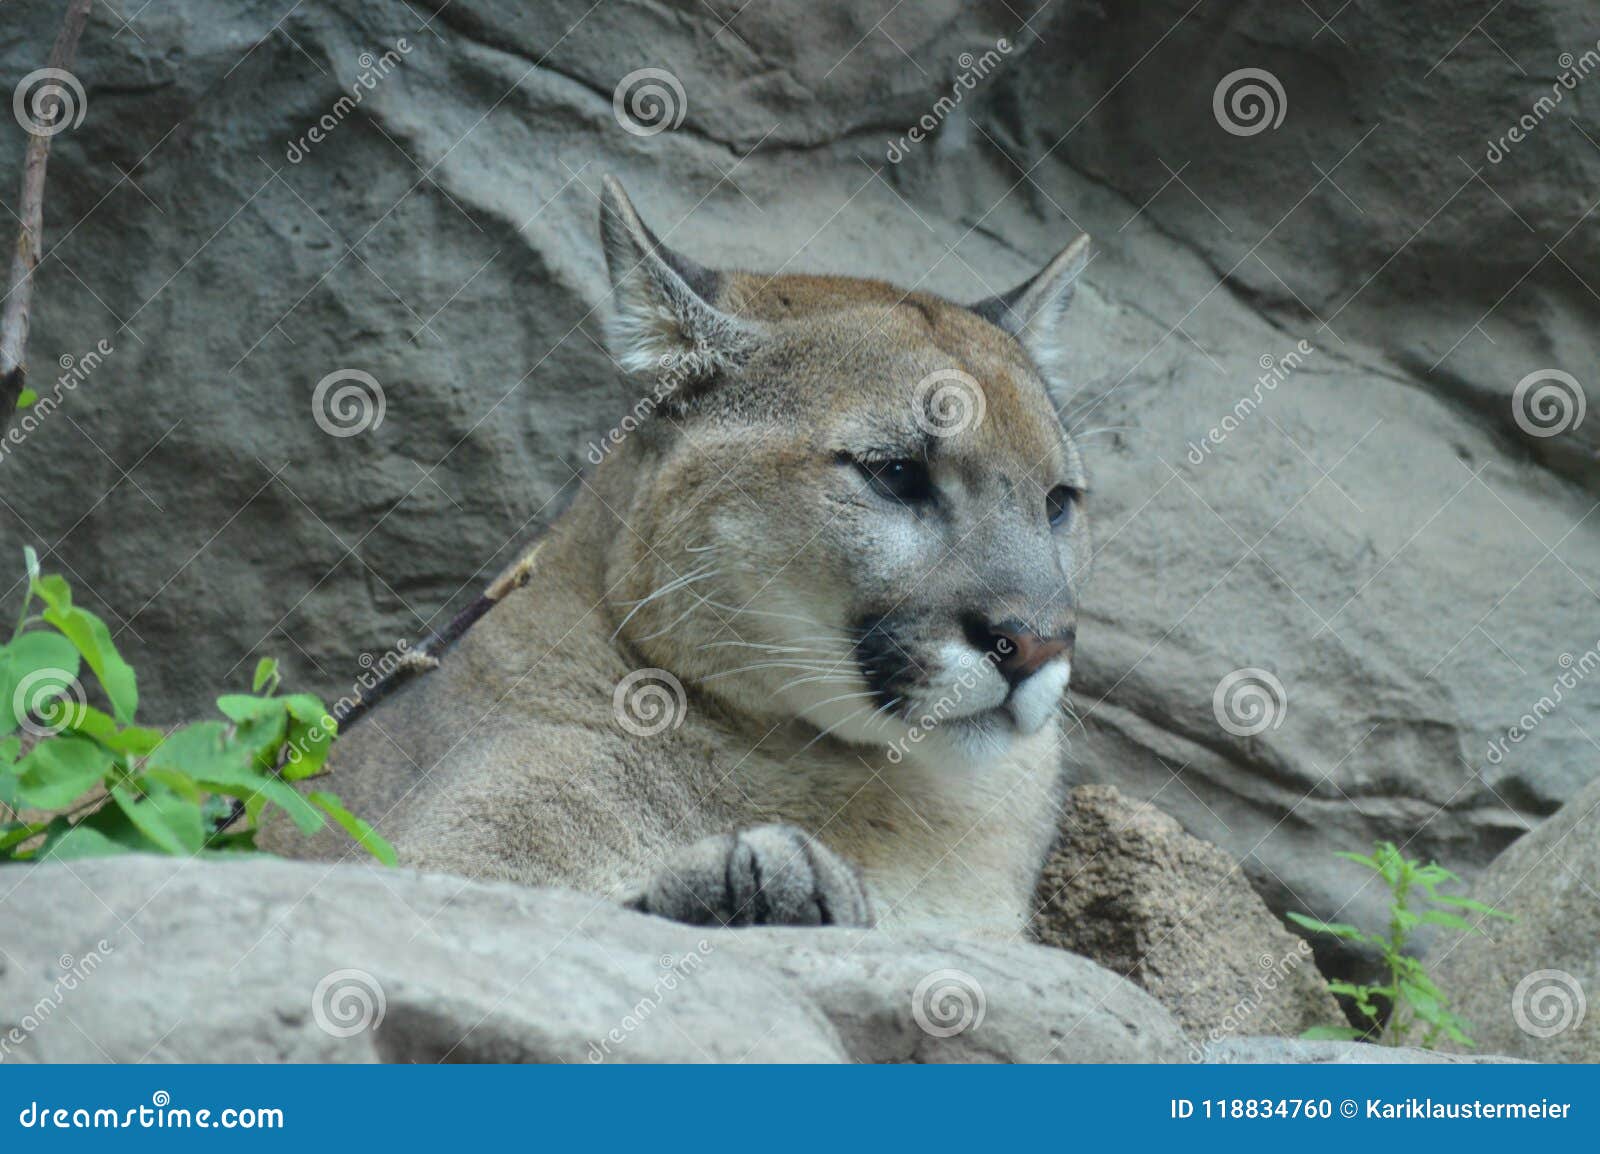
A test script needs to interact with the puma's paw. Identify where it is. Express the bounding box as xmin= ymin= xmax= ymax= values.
xmin=626 ymin=824 xmax=873 ymax=928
